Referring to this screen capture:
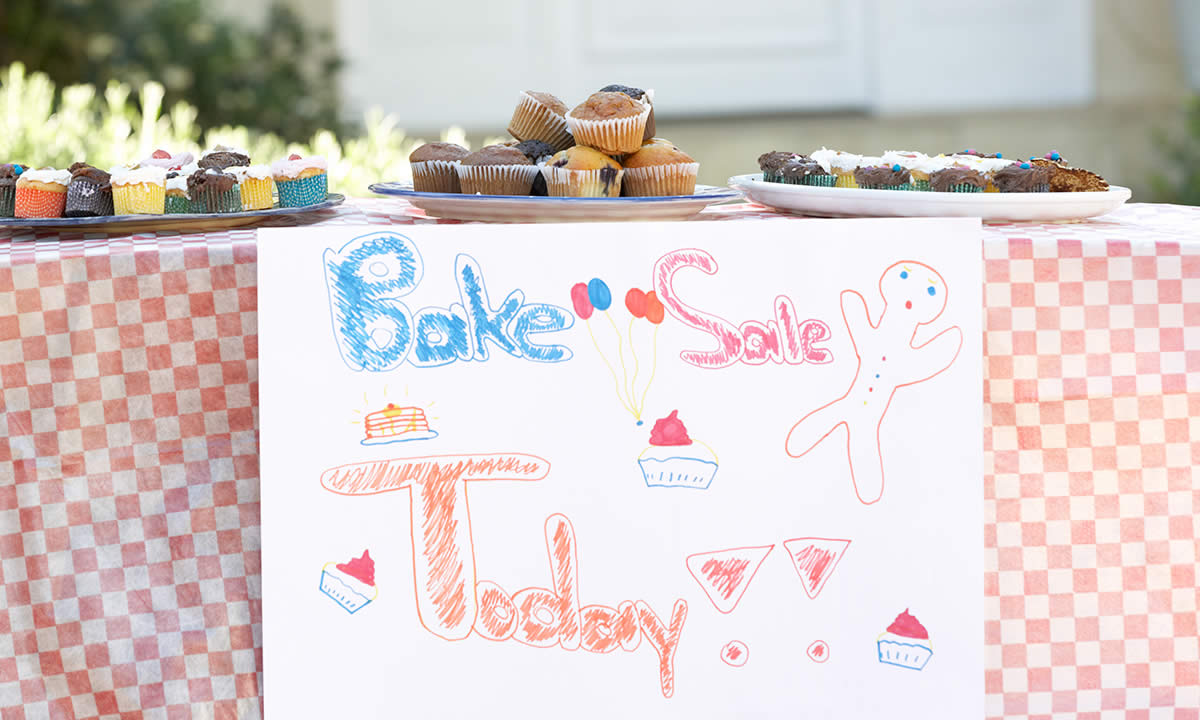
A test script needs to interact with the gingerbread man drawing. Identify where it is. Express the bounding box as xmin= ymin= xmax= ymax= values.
xmin=785 ymin=261 xmax=963 ymax=505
